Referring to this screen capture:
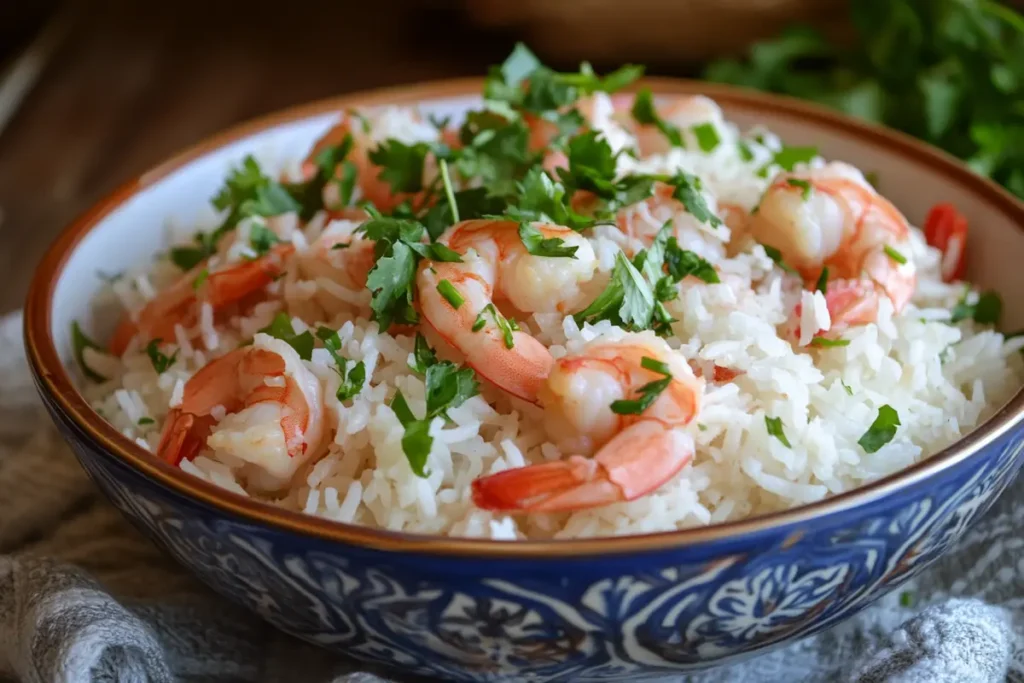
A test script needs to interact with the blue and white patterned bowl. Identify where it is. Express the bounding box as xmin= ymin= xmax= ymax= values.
xmin=25 ymin=78 xmax=1024 ymax=682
